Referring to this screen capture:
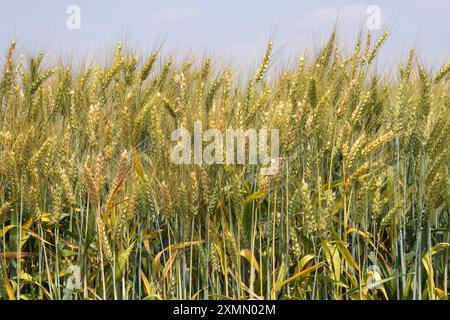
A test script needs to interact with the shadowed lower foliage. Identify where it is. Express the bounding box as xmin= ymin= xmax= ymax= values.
xmin=0 ymin=33 xmax=449 ymax=300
